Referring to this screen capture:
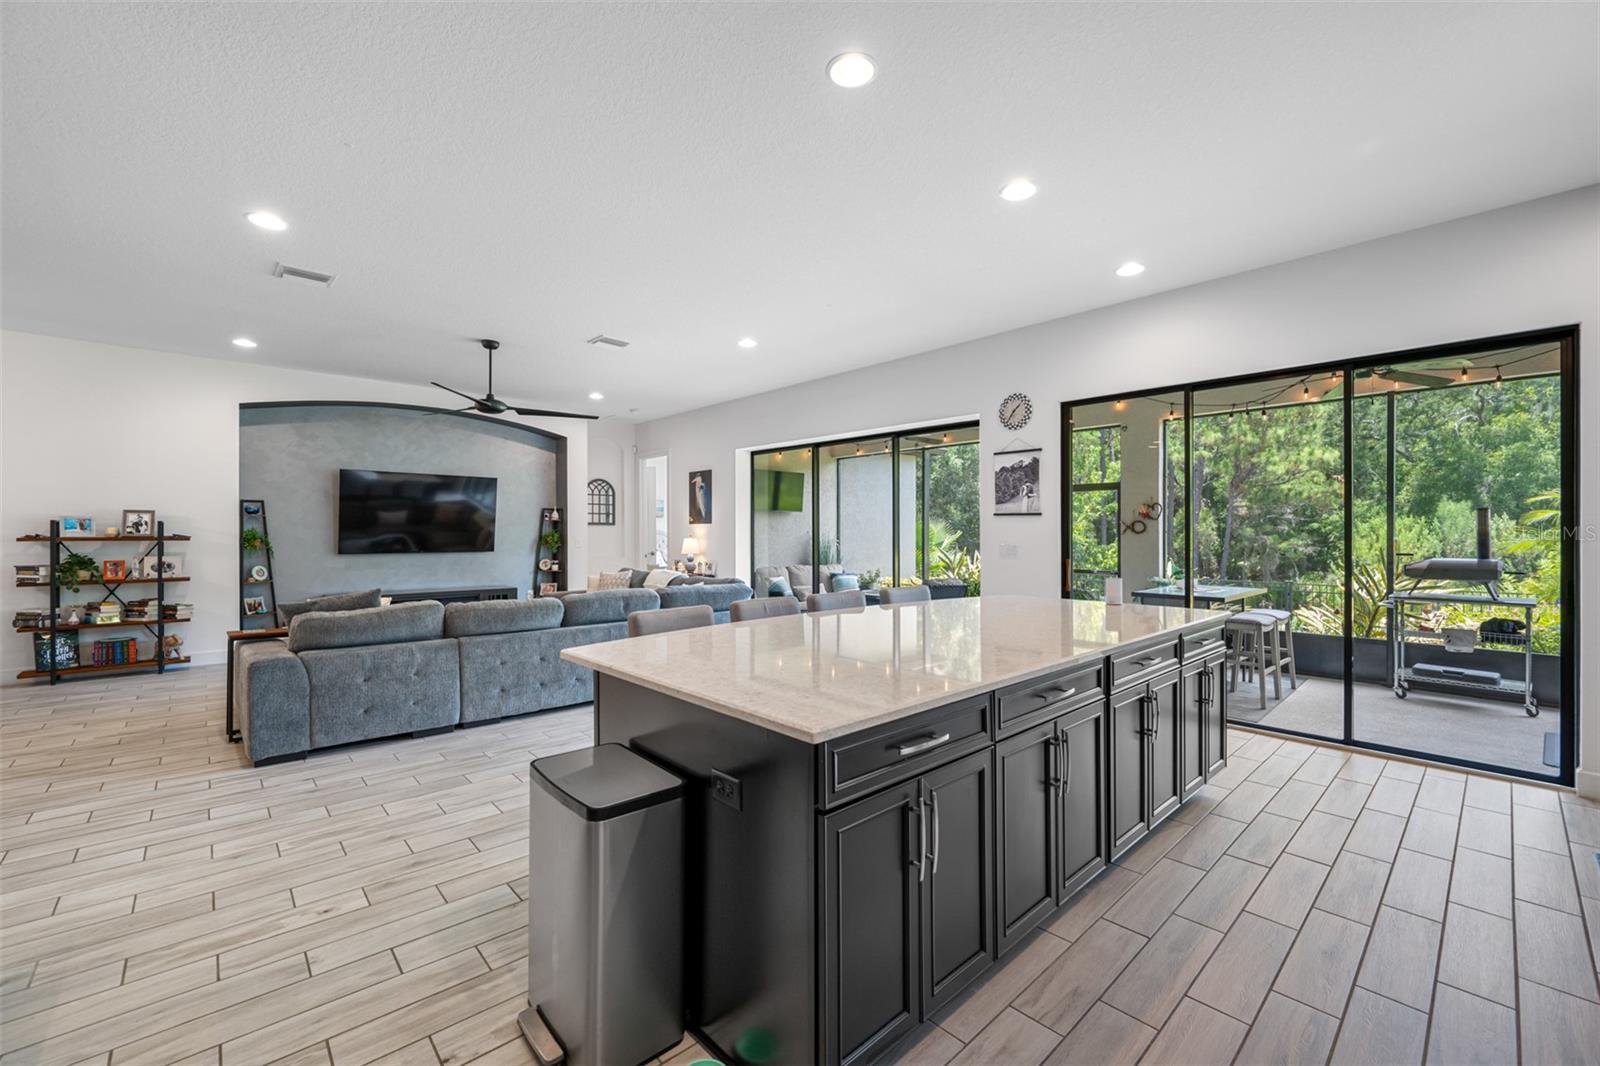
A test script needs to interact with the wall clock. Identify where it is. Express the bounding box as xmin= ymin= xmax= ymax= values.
xmin=998 ymin=392 xmax=1033 ymax=431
